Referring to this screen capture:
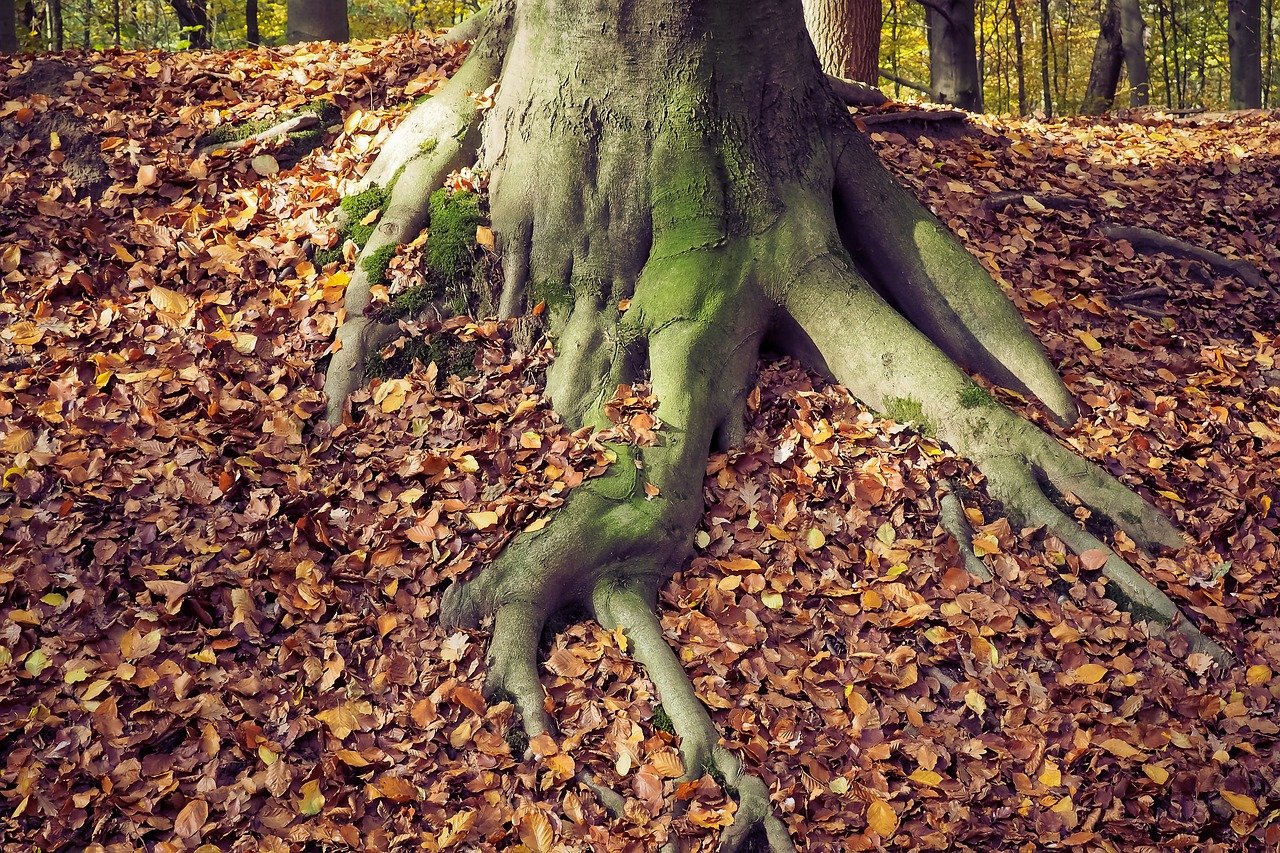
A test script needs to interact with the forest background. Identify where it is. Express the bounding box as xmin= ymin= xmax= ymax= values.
xmin=1 ymin=0 xmax=1276 ymax=116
